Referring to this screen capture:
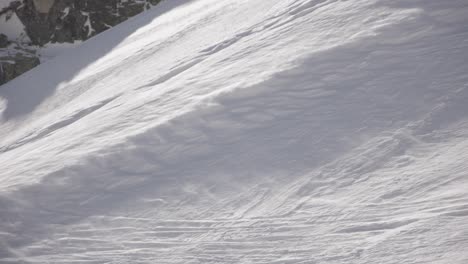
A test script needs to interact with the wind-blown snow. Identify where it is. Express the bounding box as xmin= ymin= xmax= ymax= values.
xmin=1 ymin=0 xmax=468 ymax=263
